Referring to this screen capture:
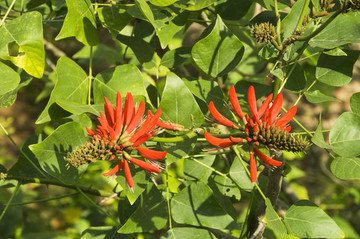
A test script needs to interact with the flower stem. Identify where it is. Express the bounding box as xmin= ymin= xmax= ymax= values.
xmin=274 ymin=0 xmax=282 ymax=47
xmin=297 ymin=10 xmax=341 ymax=41
xmin=0 ymin=123 xmax=47 ymax=178
xmin=232 ymin=146 xmax=266 ymax=200
xmin=151 ymin=131 xmax=197 ymax=143
xmin=296 ymin=0 xmax=311 ymax=31
xmin=165 ymin=161 xmax=172 ymax=229
xmin=6 ymin=175 xmax=115 ymax=197
xmin=192 ymin=158 xmax=227 ymax=177
xmin=6 ymin=192 xmax=79 ymax=206
xmin=88 ymin=46 xmax=93 ymax=105
xmin=0 ymin=180 xmax=21 ymax=222
xmin=0 ymin=0 xmax=16 ymax=27
xmin=77 ymin=187 xmax=121 ymax=226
